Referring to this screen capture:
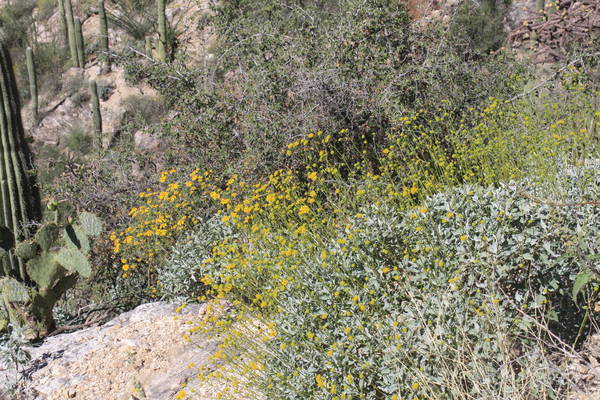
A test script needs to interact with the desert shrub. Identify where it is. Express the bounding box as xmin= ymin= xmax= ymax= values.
xmin=120 ymin=0 xmax=526 ymax=182
xmin=34 ymin=41 xmax=70 ymax=96
xmin=181 ymin=164 xmax=599 ymax=400
xmin=35 ymin=0 xmax=56 ymax=21
xmin=64 ymin=125 xmax=93 ymax=154
xmin=262 ymin=169 xmax=600 ymax=399
xmin=96 ymin=79 xmax=115 ymax=101
xmin=34 ymin=144 xmax=68 ymax=190
xmin=113 ymin=71 xmax=599 ymax=291
xmin=13 ymin=42 xmax=69 ymax=104
xmin=108 ymin=168 xmax=222 ymax=288
xmin=0 ymin=1 xmax=35 ymax=50
xmin=107 ymin=0 xmax=156 ymax=41
xmin=0 ymin=324 xmax=31 ymax=397
xmin=40 ymin=149 xmax=172 ymax=311
xmin=157 ymin=216 xmax=234 ymax=302
xmin=449 ymin=0 xmax=510 ymax=60
xmin=120 ymin=94 xmax=167 ymax=128
xmin=380 ymin=92 xmax=599 ymax=203
xmin=143 ymin=78 xmax=599 ymax=399
xmin=61 ymin=74 xmax=88 ymax=102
